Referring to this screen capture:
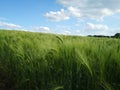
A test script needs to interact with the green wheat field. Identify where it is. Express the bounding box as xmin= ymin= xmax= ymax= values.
xmin=0 ymin=30 xmax=120 ymax=90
